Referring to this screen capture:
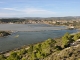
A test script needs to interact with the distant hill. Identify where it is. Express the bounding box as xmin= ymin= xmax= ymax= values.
xmin=0 ymin=16 xmax=80 ymax=23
